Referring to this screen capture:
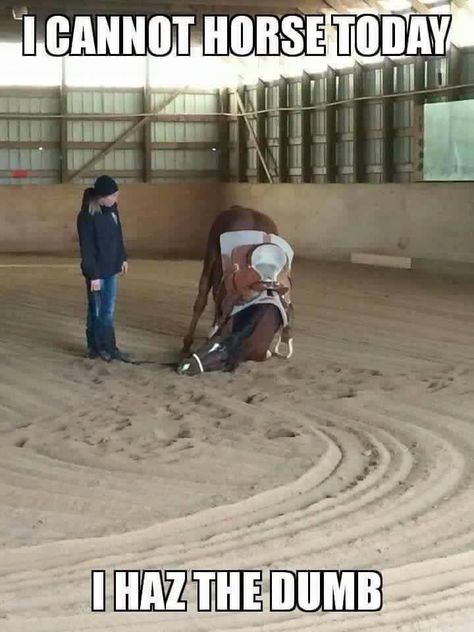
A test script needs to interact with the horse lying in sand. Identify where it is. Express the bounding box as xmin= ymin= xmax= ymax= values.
xmin=177 ymin=205 xmax=294 ymax=376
